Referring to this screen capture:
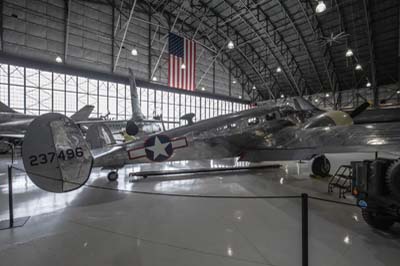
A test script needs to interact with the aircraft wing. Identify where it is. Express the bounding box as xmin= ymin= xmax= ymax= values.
xmin=241 ymin=122 xmax=400 ymax=162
